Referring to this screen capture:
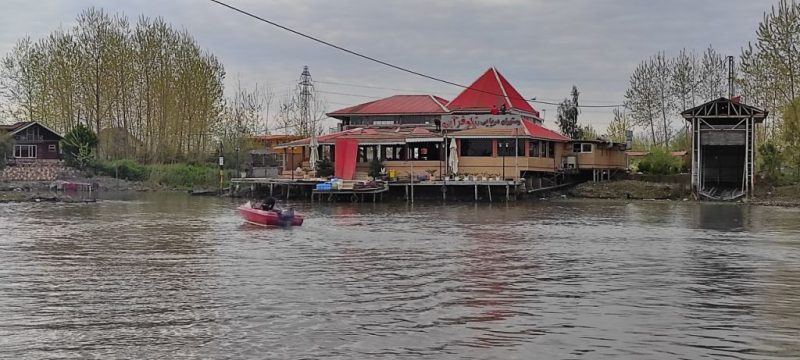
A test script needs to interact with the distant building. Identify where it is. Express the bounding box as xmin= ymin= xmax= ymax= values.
xmin=0 ymin=121 xmax=63 ymax=162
